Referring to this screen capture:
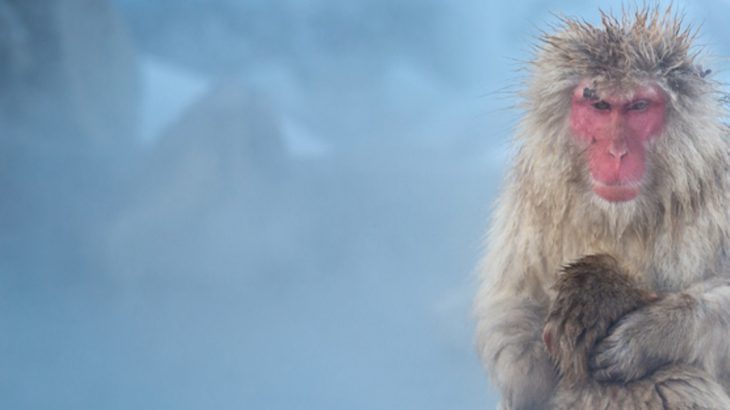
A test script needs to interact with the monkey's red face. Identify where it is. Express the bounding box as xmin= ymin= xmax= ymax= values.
xmin=569 ymin=82 xmax=666 ymax=202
